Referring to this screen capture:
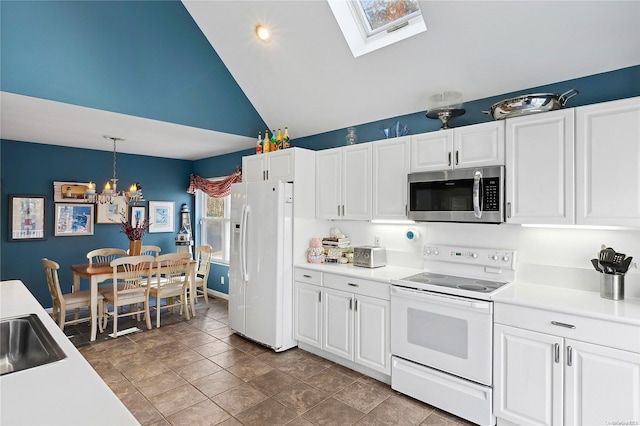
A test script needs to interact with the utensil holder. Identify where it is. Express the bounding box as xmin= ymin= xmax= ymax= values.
xmin=600 ymin=273 xmax=624 ymax=300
